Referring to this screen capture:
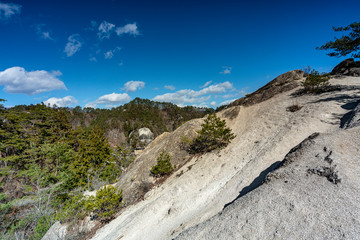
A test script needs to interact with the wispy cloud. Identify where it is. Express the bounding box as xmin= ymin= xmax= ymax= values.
xmin=34 ymin=24 xmax=53 ymax=40
xmin=64 ymin=34 xmax=82 ymax=57
xmin=44 ymin=96 xmax=78 ymax=107
xmin=104 ymin=46 xmax=121 ymax=59
xmin=85 ymin=93 xmax=131 ymax=108
xmin=0 ymin=2 xmax=21 ymax=20
xmin=124 ymin=80 xmax=145 ymax=92
xmin=222 ymin=88 xmax=247 ymax=98
xmin=116 ymin=23 xmax=139 ymax=36
xmin=220 ymin=66 xmax=232 ymax=75
xmin=153 ymin=81 xmax=234 ymax=106
xmin=164 ymin=85 xmax=175 ymax=90
xmin=220 ymin=99 xmax=236 ymax=106
xmin=97 ymin=21 xmax=115 ymax=39
xmin=97 ymin=21 xmax=140 ymax=39
xmin=200 ymin=80 xmax=212 ymax=88
xmin=89 ymin=57 xmax=97 ymax=62
xmin=0 ymin=67 xmax=66 ymax=95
